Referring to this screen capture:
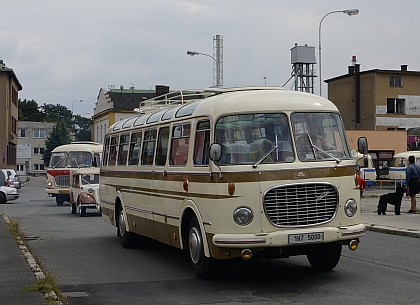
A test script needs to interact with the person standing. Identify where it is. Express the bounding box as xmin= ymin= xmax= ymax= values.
xmin=411 ymin=136 xmax=420 ymax=151
xmin=405 ymin=155 xmax=420 ymax=213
